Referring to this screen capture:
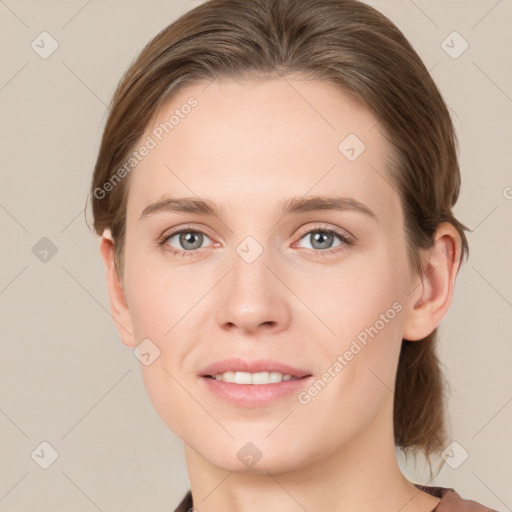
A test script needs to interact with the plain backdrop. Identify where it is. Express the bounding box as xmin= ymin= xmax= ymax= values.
xmin=0 ymin=0 xmax=511 ymax=510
